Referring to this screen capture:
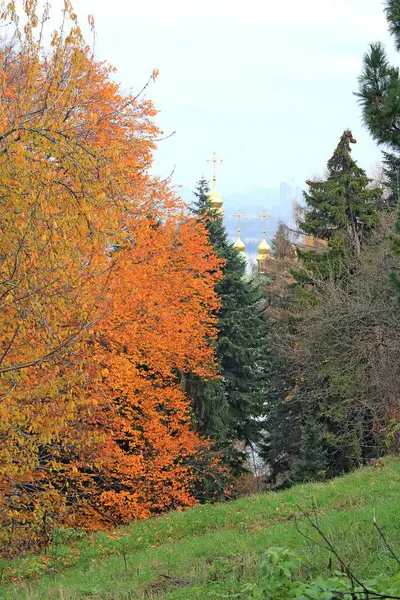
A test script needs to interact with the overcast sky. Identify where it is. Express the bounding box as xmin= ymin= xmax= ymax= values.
xmin=74 ymin=0 xmax=396 ymax=195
